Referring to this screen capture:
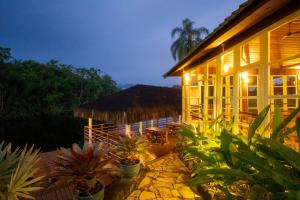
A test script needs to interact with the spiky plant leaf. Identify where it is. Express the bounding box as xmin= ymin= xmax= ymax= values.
xmin=271 ymin=107 xmax=300 ymax=140
xmin=296 ymin=117 xmax=300 ymax=140
xmin=248 ymin=105 xmax=270 ymax=143
xmin=220 ymin=130 xmax=233 ymax=167
xmin=272 ymin=105 xmax=283 ymax=133
xmin=261 ymin=137 xmax=300 ymax=172
xmin=179 ymin=125 xmax=200 ymax=144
